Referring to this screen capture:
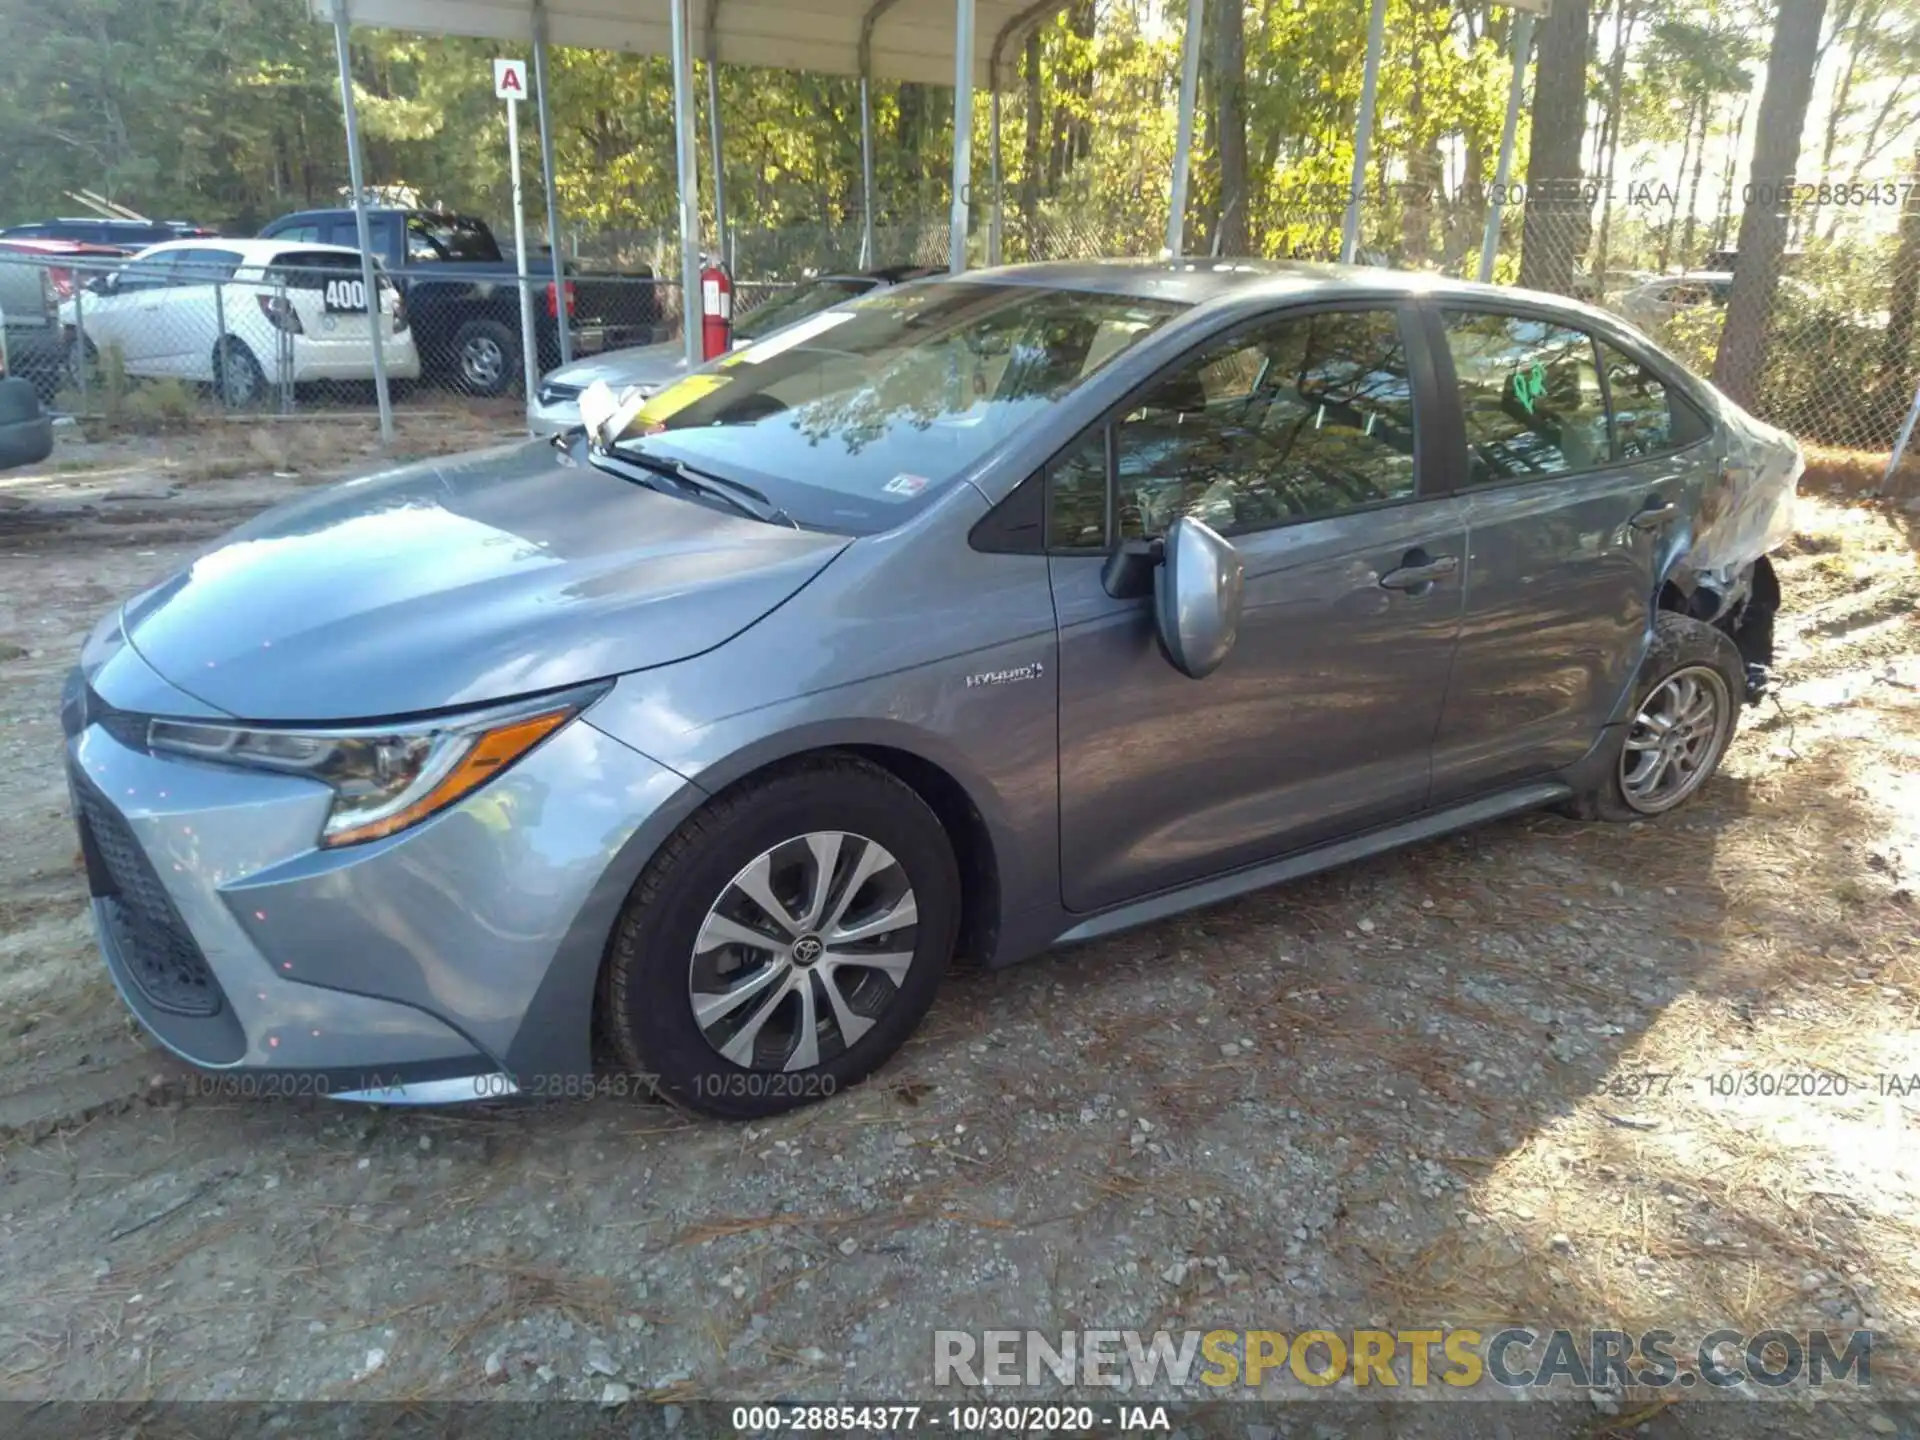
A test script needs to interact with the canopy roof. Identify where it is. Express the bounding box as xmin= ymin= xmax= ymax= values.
xmin=318 ymin=0 xmax=1060 ymax=90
